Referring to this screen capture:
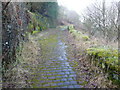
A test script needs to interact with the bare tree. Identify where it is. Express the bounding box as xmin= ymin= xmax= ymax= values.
xmin=118 ymin=1 xmax=120 ymax=40
xmin=118 ymin=1 xmax=120 ymax=47
xmin=82 ymin=0 xmax=118 ymax=42
xmin=118 ymin=0 xmax=120 ymax=82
